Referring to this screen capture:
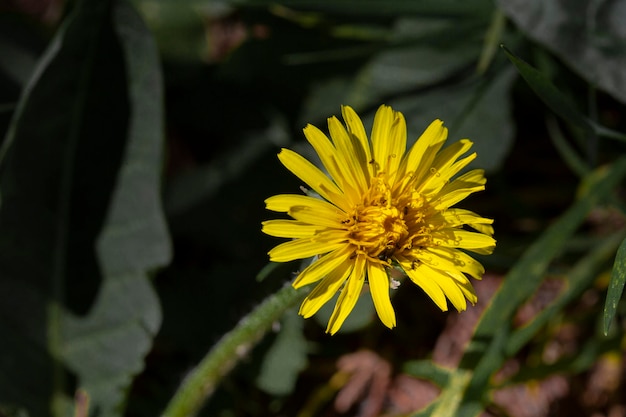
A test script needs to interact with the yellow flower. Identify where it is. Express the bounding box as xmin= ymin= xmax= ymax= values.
xmin=262 ymin=105 xmax=496 ymax=334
